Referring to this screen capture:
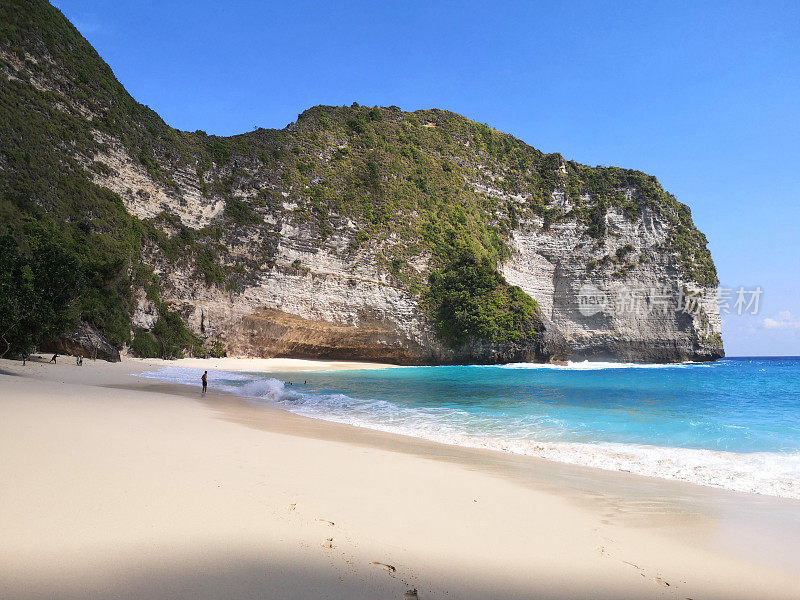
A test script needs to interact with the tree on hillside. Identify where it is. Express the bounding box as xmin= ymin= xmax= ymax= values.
xmin=0 ymin=234 xmax=82 ymax=358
